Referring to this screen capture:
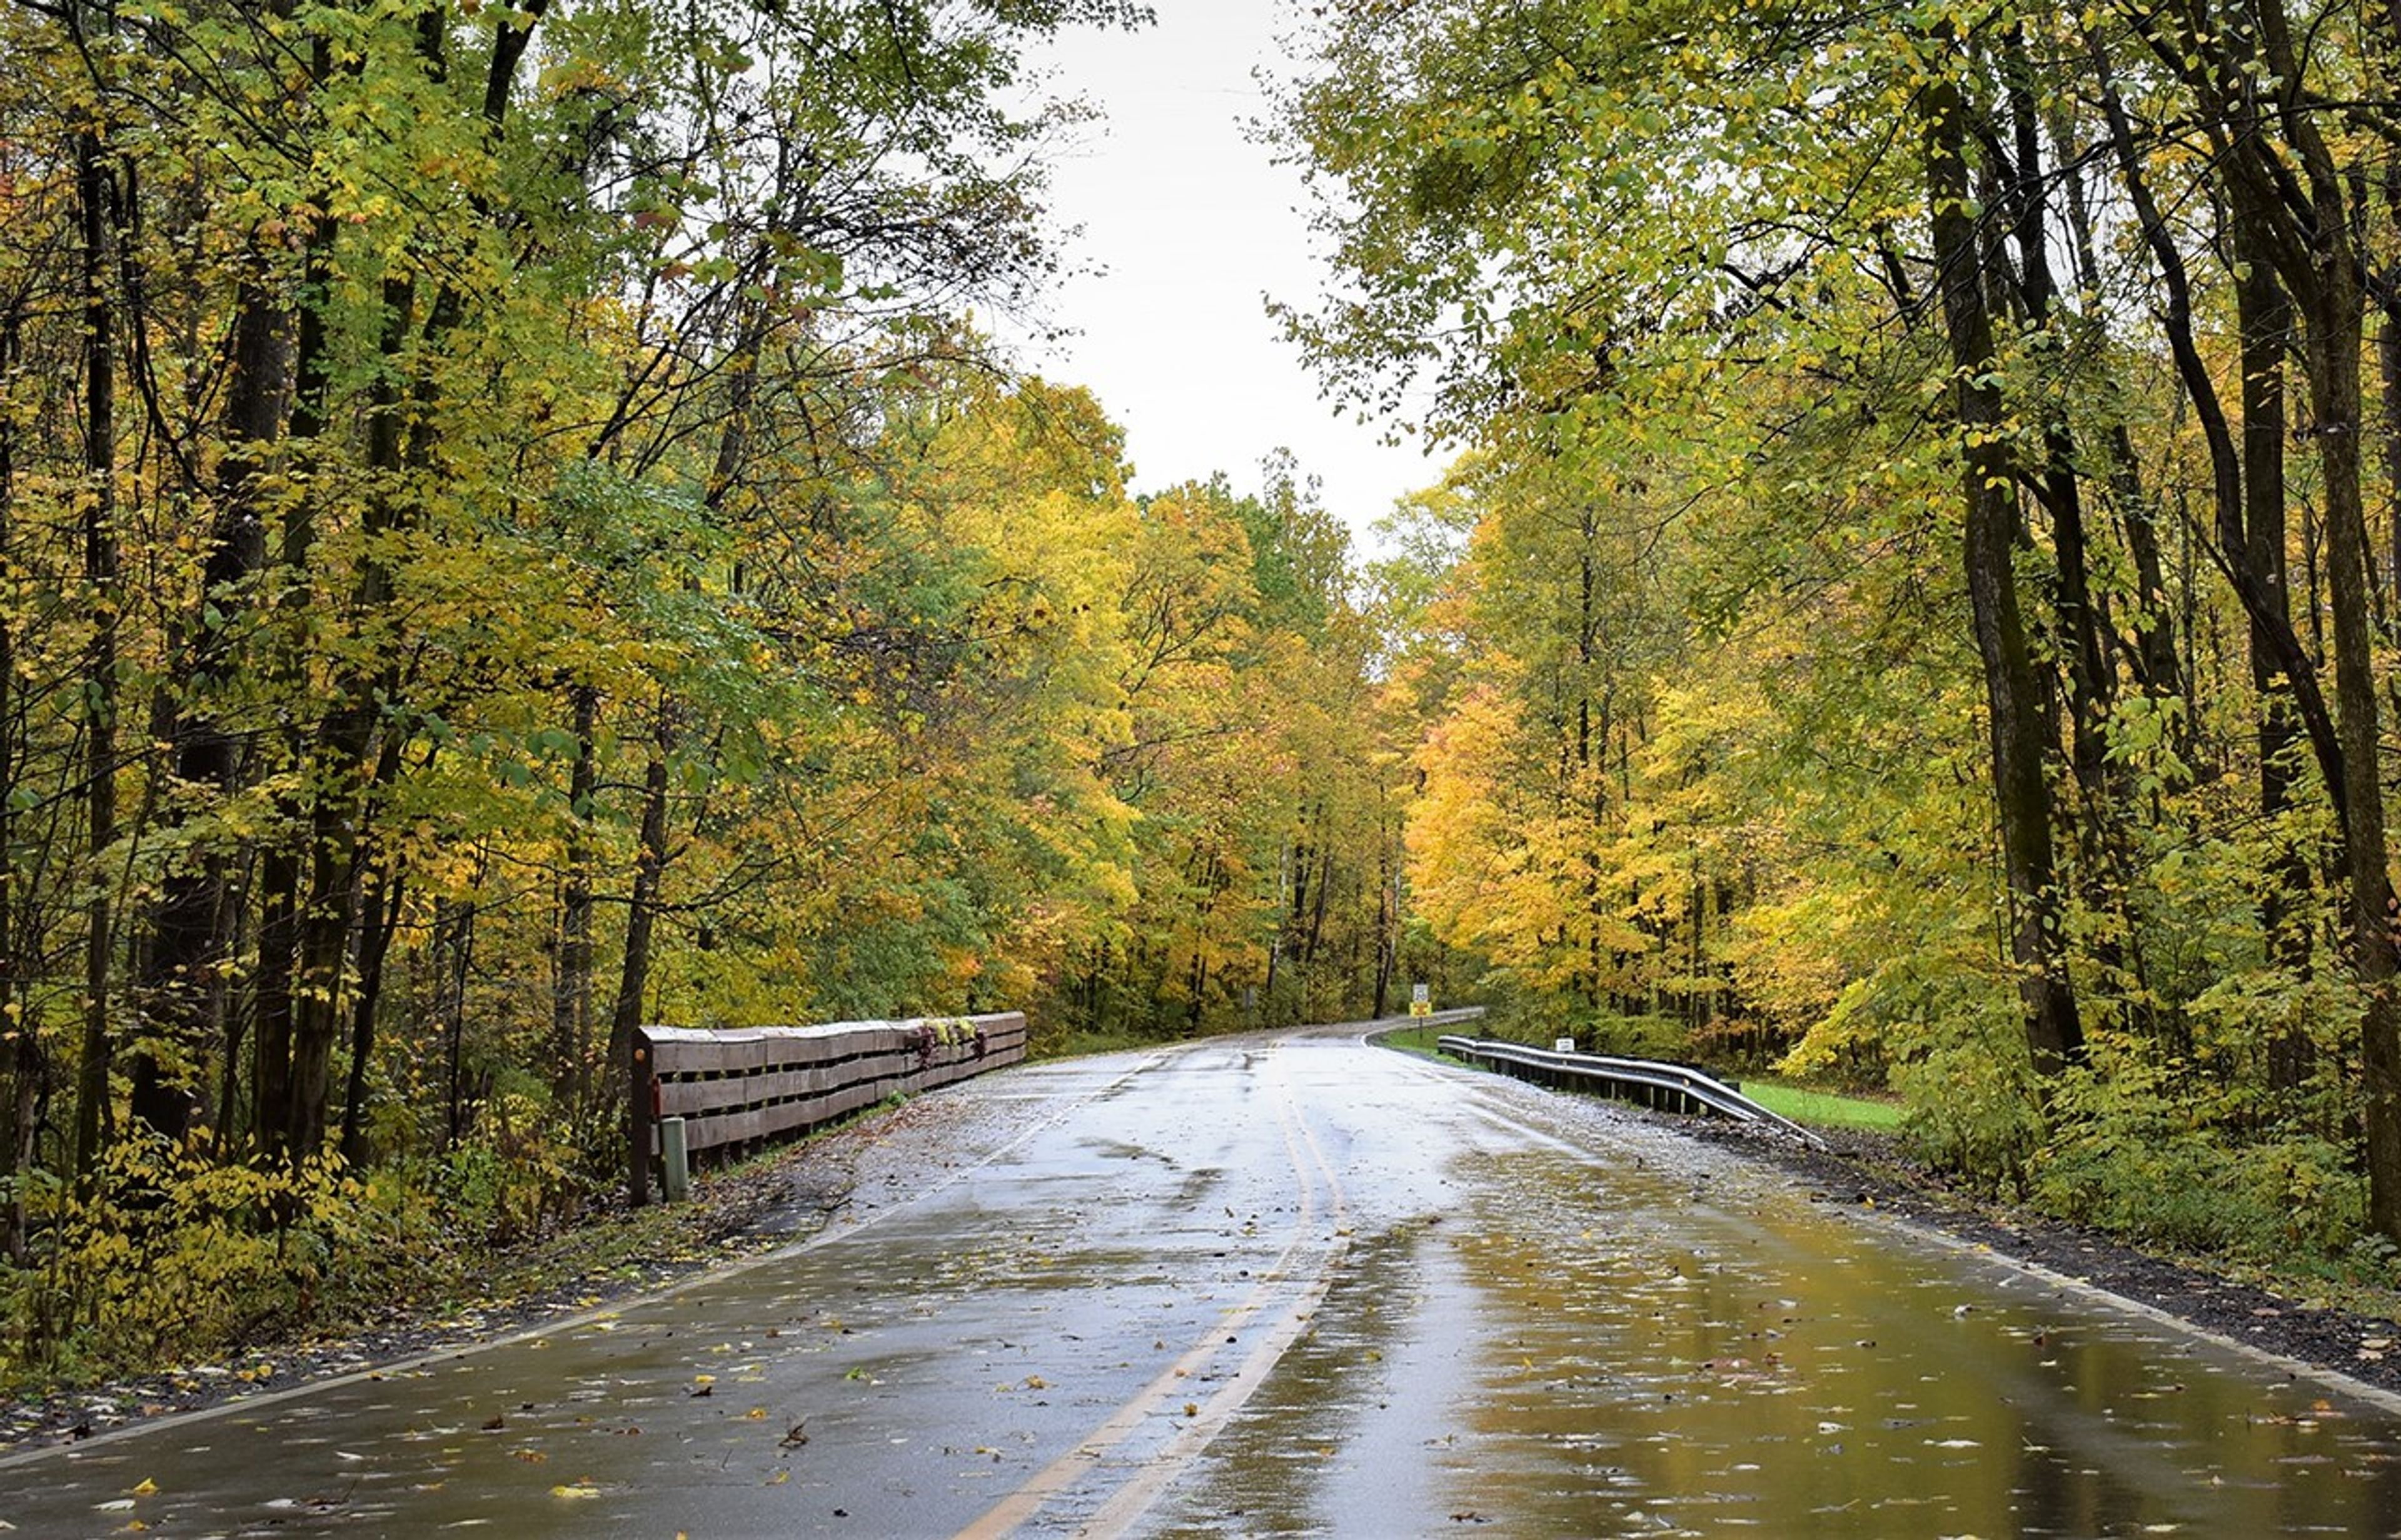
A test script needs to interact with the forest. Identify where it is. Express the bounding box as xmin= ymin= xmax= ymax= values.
xmin=8 ymin=0 xmax=2401 ymax=1384
xmin=1278 ymin=0 xmax=2401 ymax=1274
